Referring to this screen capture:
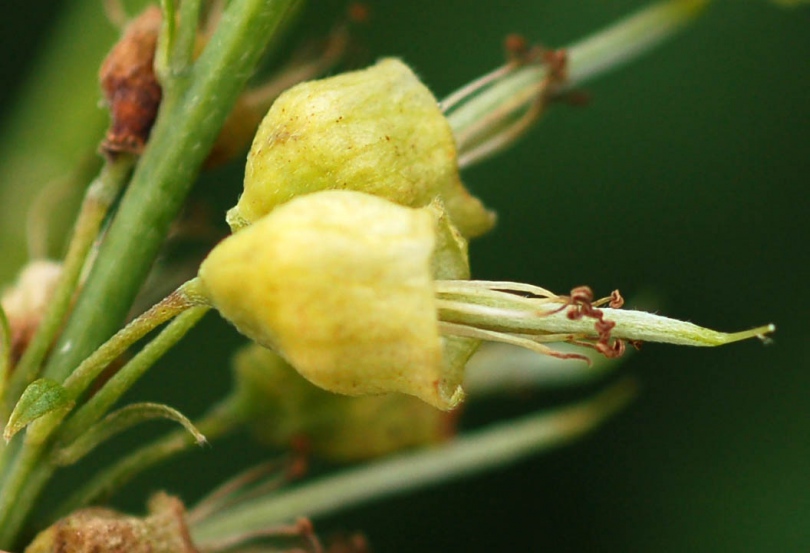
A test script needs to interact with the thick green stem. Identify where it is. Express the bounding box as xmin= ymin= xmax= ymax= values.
xmin=5 ymin=157 xmax=134 ymax=414
xmin=42 ymin=0 xmax=299 ymax=386
xmin=191 ymin=381 xmax=636 ymax=545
